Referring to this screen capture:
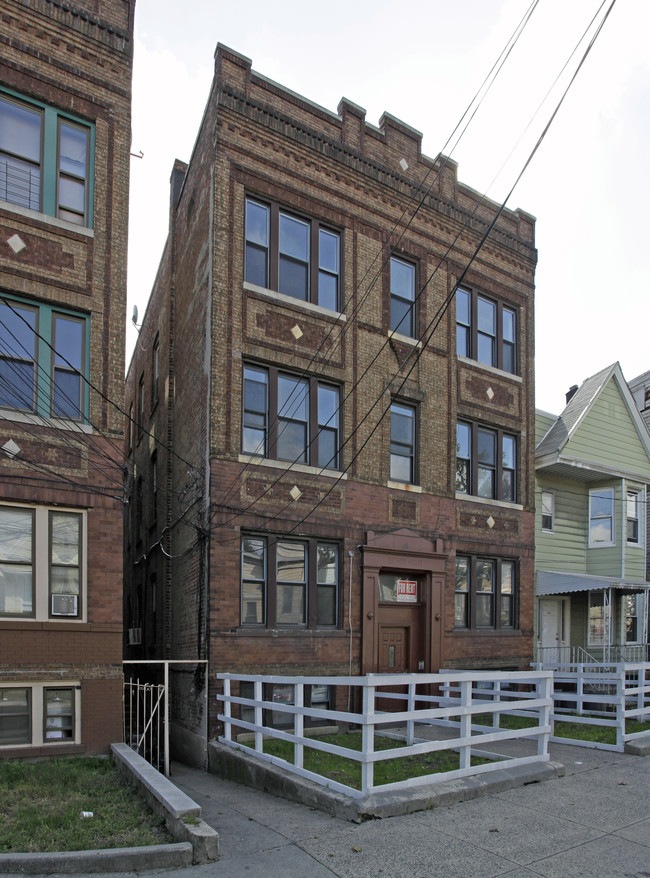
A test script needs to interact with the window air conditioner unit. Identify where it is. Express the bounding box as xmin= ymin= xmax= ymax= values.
xmin=51 ymin=594 xmax=78 ymax=616
xmin=128 ymin=627 xmax=142 ymax=646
